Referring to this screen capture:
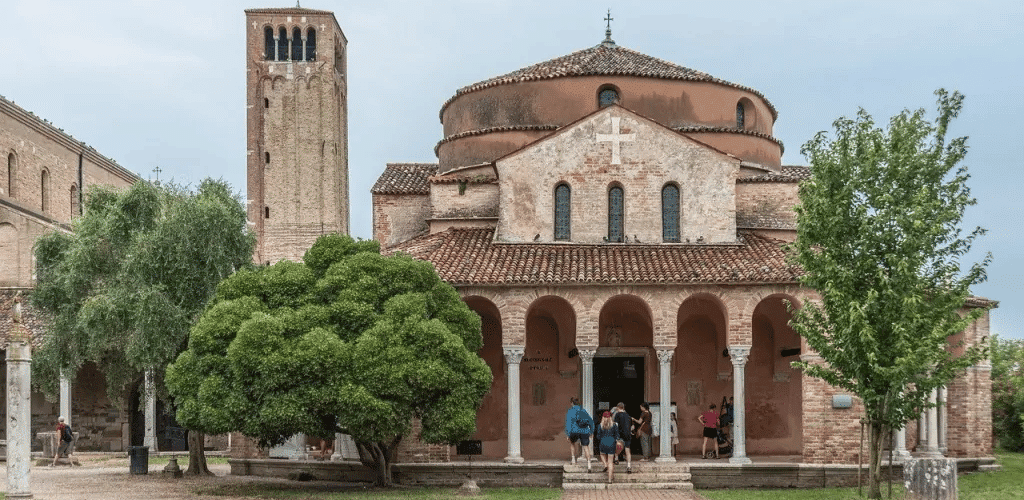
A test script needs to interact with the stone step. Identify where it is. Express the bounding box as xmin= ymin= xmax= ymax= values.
xmin=563 ymin=472 xmax=693 ymax=483
xmin=977 ymin=464 xmax=1003 ymax=472
xmin=563 ymin=481 xmax=694 ymax=490
xmin=563 ymin=463 xmax=690 ymax=473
